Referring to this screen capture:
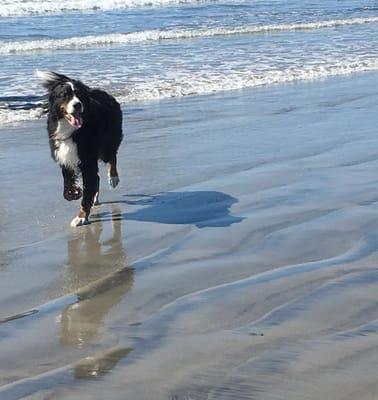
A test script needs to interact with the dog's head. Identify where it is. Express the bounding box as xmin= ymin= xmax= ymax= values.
xmin=36 ymin=70 xmax=89 ymax=130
